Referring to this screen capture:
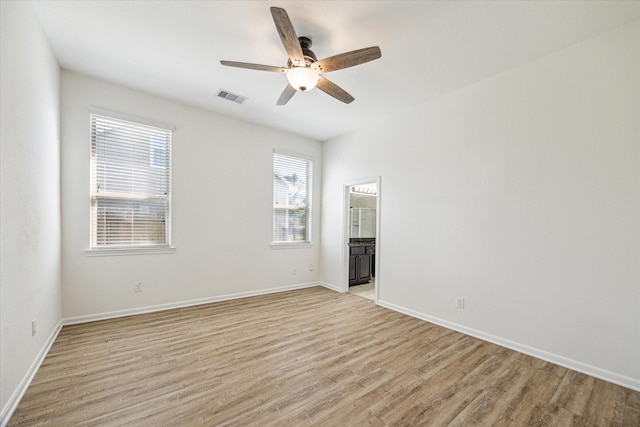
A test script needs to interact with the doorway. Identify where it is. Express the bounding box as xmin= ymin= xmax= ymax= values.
xmin=343 ymin=177 xmax=380 ymax=302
